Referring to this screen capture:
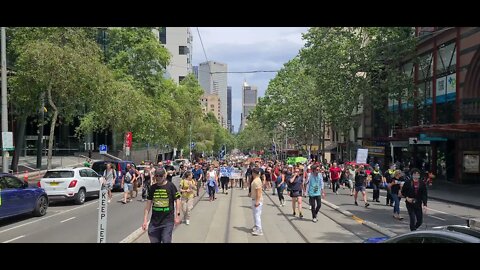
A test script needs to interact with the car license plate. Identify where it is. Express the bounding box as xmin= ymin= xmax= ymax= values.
xmin=50 ymin=182 xmax=59 ymax=186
